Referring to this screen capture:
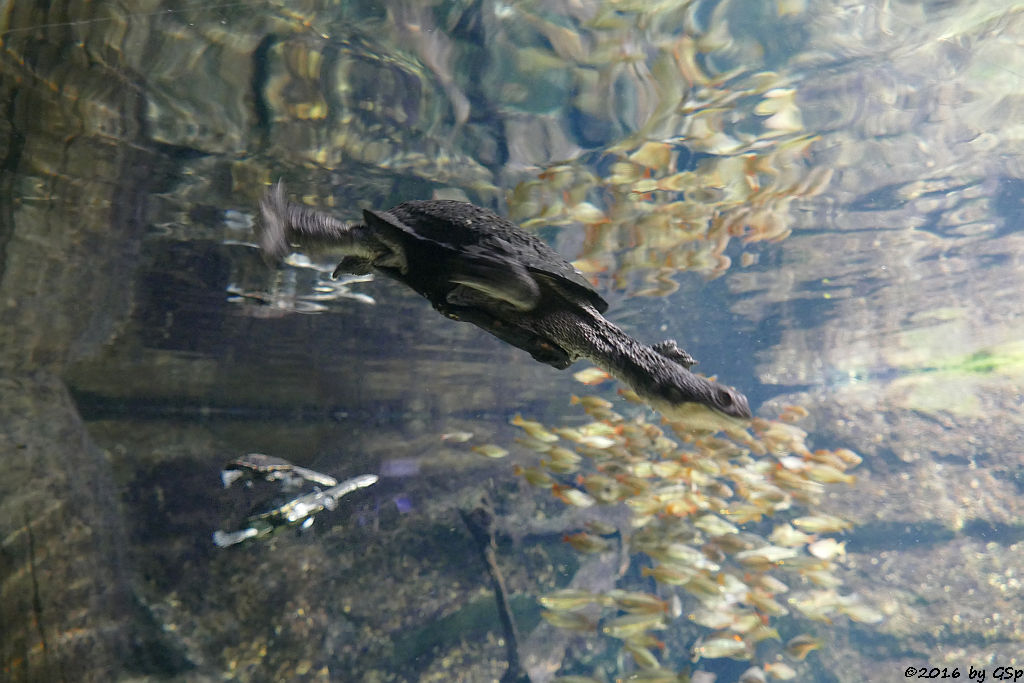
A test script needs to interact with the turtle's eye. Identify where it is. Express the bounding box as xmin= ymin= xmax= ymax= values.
xmin=716 ymin=388 xmax=735 ymax=408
